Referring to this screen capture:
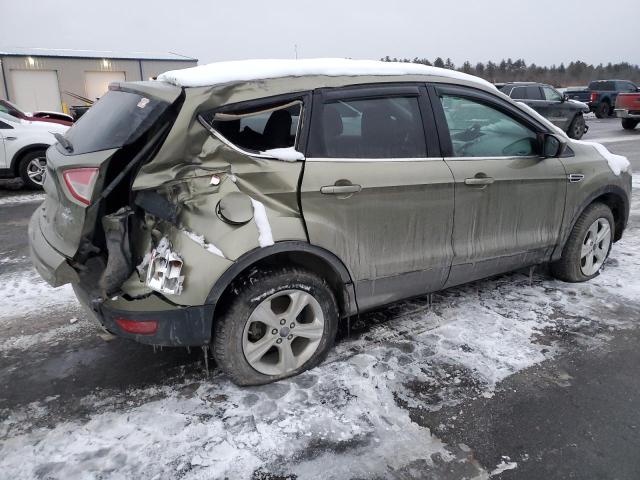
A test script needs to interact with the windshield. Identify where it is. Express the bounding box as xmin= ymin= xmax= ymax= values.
xmin=63 ymin=90 xmax=169 ymax=155
xmin=0 ymin=100 xmax=23 ymax=118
